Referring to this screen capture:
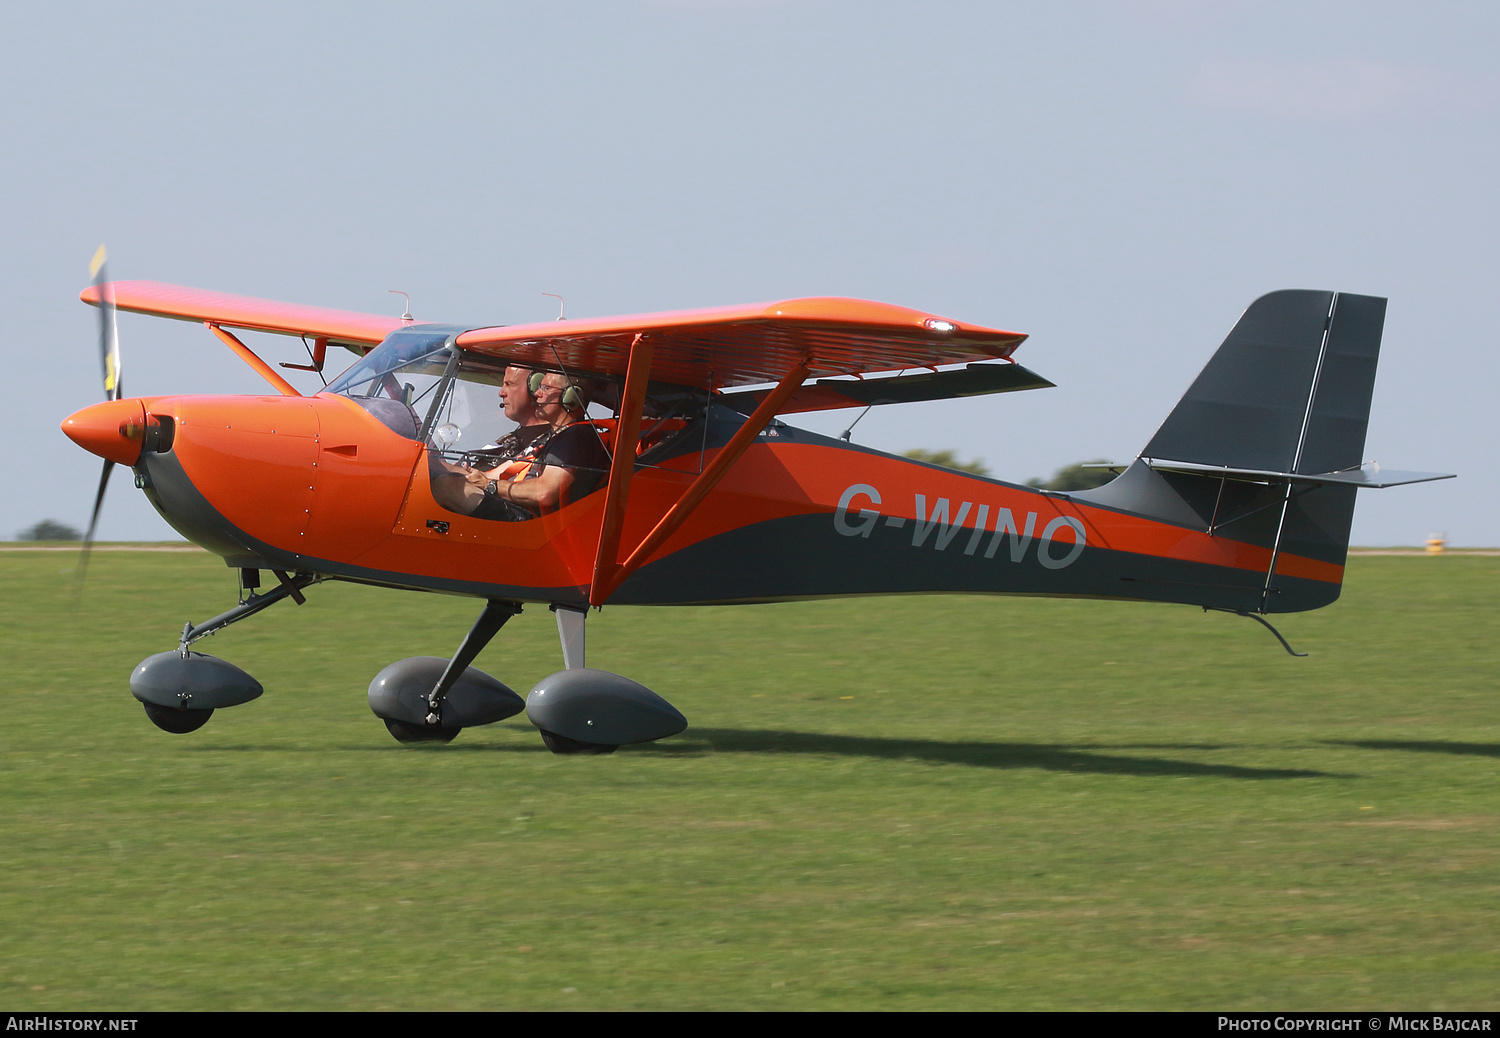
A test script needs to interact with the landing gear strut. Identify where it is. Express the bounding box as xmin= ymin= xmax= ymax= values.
xmin=179 ymin=569 xmax=319 ymax=651
xmin=366 ymin=598 xmax=688 ymax=754
xmin=368 ymin=599 xmax=526 ymax=744
xmin=525 ymin=605 xmax=687 ymax=754
xmin=532 ymin=605 xmax=621 ymax=754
